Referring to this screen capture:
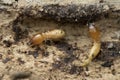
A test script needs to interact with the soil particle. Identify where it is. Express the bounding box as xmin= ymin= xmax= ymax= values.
xmin=42 ymin=51 xmax=49 ymax=57
xmin=0 ymin=35 xmax=3 ymax=41
xmin=99 ymin=0 xmax=105 ymax=3
xmin=15 ymin=0 xmax=19 ymax=2
xmin=12 ymin=25 xmax=28 ymax=42
xmin=17 ymin=57 xmax=25 ymax=65
xmin=101 ymin=60 xmax=113 ymax=67
xmin=2 ymin=57 xmax=11 ymax=64
xmin=63 ymin=57 xmax=74 ymax=63
xmin=28 ymin=50 xmax=39 ymax=58
xmin=52 ymin=61 xmax=63 ymax=69
xmin=107 ymin=42 xmax=114 ymax=49
xmin=44 ymin=40 xmax=53 ymax=46
xmin=69 ymin=65 xmax=83 ymax=74
xmin=111 ymin=68 xmax=116 ymax=75
xmin=3 ymin=40 xmax=13 ymax=47
xmin=0 ymin=54 xmax=3 ymax=59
